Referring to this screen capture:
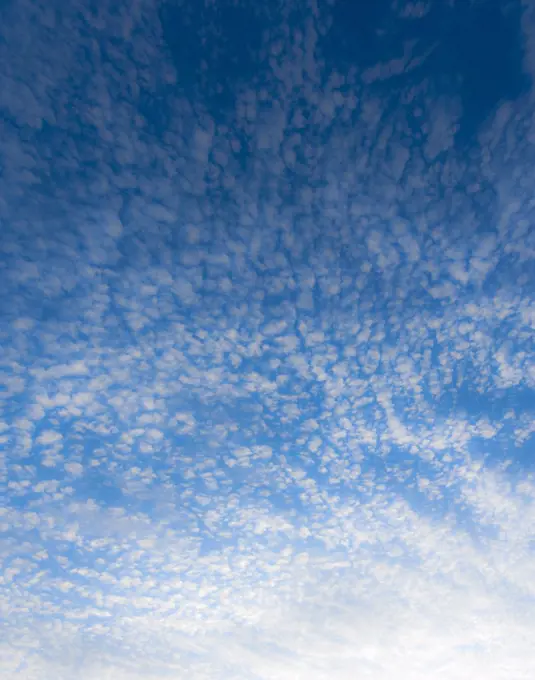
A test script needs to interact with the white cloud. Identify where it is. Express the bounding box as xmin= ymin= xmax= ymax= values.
xmin=64 ymin=462 xmax=84 ymax=476
xmin=37 ymin=430 xmax=63 ymax=445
